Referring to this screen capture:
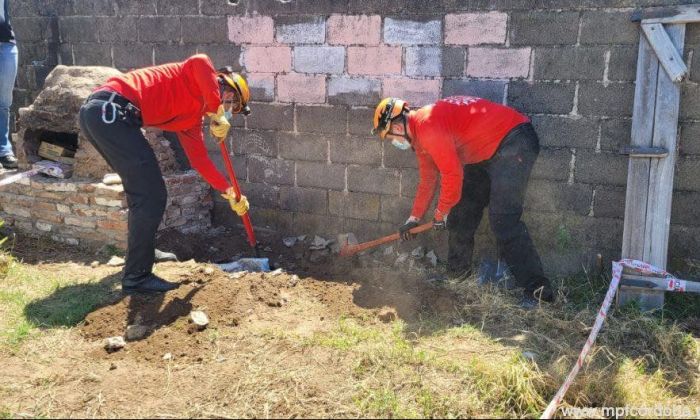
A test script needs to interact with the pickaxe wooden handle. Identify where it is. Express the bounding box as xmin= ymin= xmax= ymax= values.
xmin=339 ymin=222 xmax=434 ymax=257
